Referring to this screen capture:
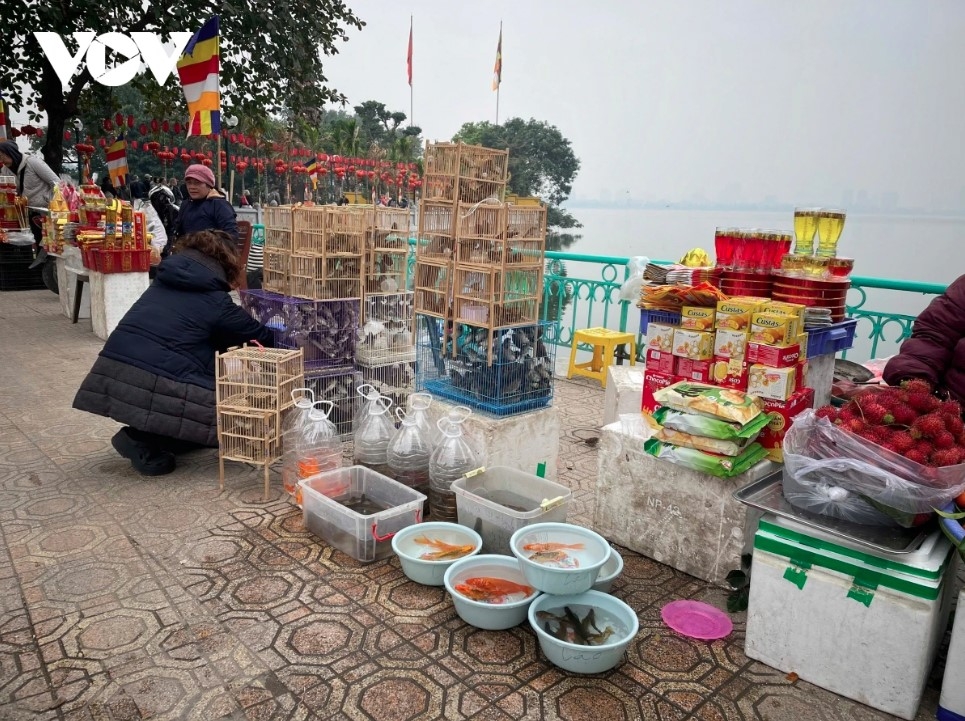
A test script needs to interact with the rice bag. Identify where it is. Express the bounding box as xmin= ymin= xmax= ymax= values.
xmin=655 ymin=427 xmax=758 ymax=457
xmin=652 ymin=382 xmax=763 ymax=425
xmin=650 ymin=405 xmax=770 ymax=440
xmin=644 ymin=438 xmax=769 ymax=478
